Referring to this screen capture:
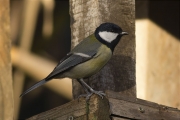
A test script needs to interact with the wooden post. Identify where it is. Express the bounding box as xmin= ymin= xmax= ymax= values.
xmin=136 ymin=1 xmax=180 ymax=109
xmin=13 ymin=1 xmax=41 ymax=119
xmin=70 ymin=0 xmax=136 ymax=98
xmin=0 ymin=0 xmax=14 ymax=120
